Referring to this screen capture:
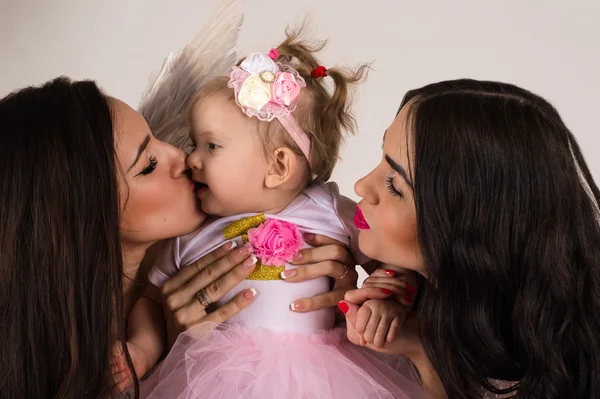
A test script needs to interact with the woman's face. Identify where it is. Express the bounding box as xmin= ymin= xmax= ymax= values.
xmin=354 ymin=105 xmax=426 ymax=275
xmin=112 ymin=98 xmax=206 ymax=246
